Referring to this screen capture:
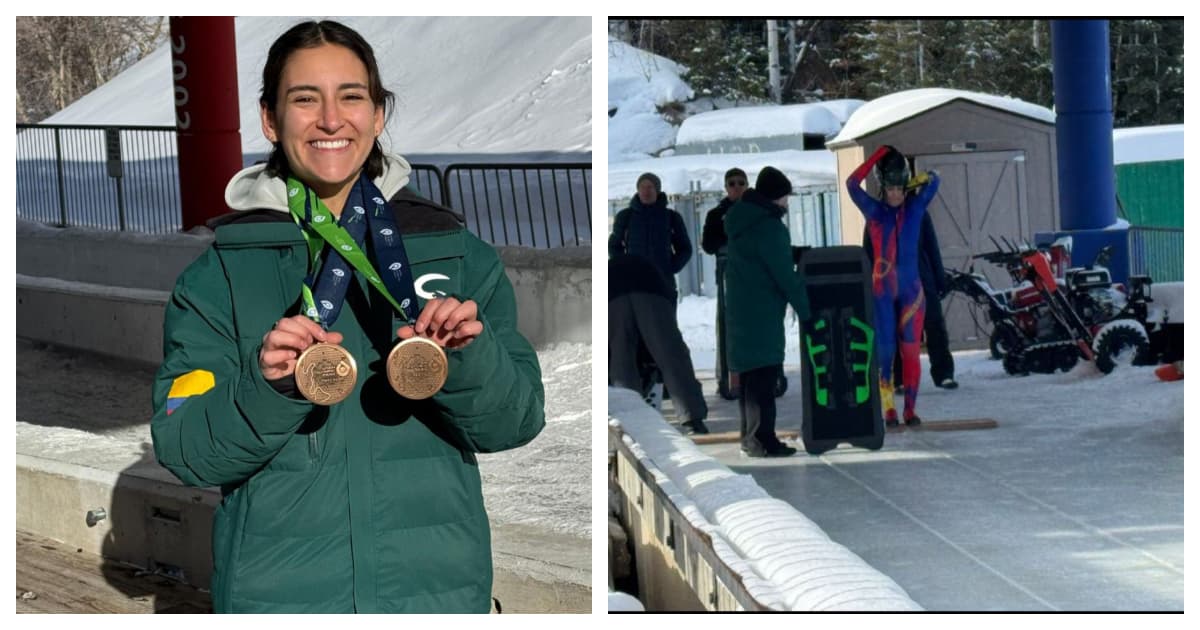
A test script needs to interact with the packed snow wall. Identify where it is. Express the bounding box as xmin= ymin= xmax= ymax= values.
xmin=609 ymin=387 xmax=921 ymax=611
